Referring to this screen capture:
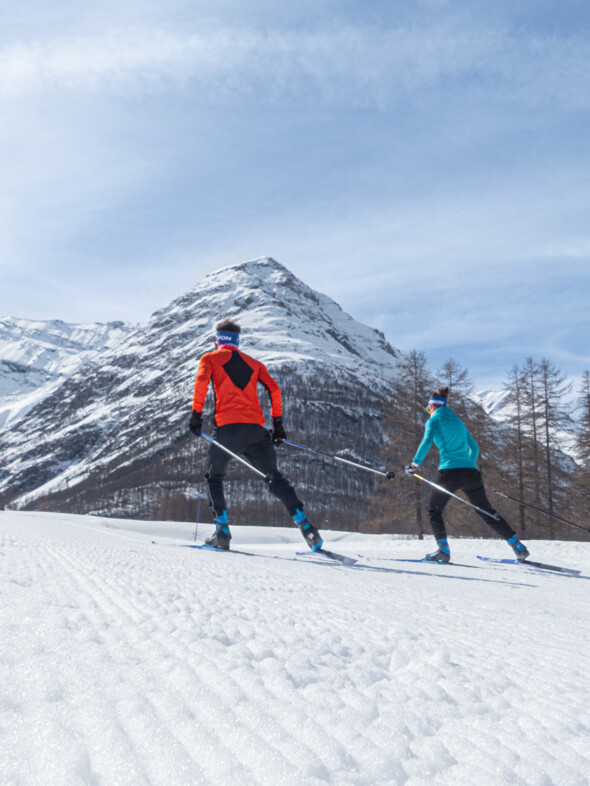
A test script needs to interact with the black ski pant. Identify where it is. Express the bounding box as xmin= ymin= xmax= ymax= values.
xmin=428 ymin=467 xmax=515 ymax=542
xmin=205 ymin=423 xmax=303 ymax=520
